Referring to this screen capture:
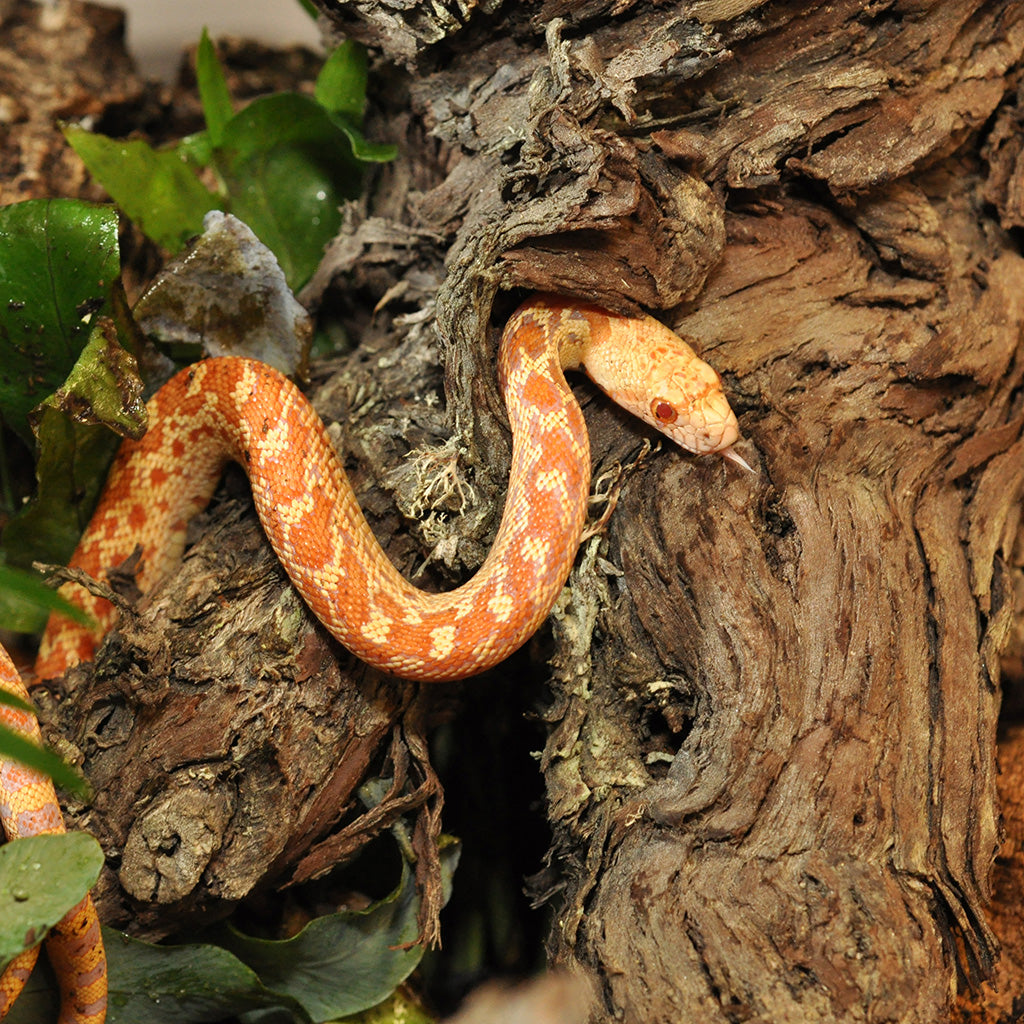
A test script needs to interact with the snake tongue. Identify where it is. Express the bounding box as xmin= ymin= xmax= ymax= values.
xmin=719 ymin=445 xmax=754 ymax=472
